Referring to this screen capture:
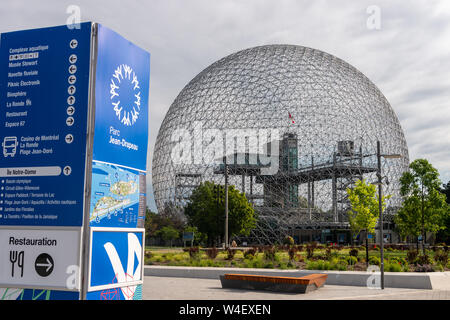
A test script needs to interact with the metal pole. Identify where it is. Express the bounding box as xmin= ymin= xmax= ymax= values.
xmin=377 ymin=141 xmax=384 ymax=290
xmin=224 ymin=157 xmax=229 ymax=249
